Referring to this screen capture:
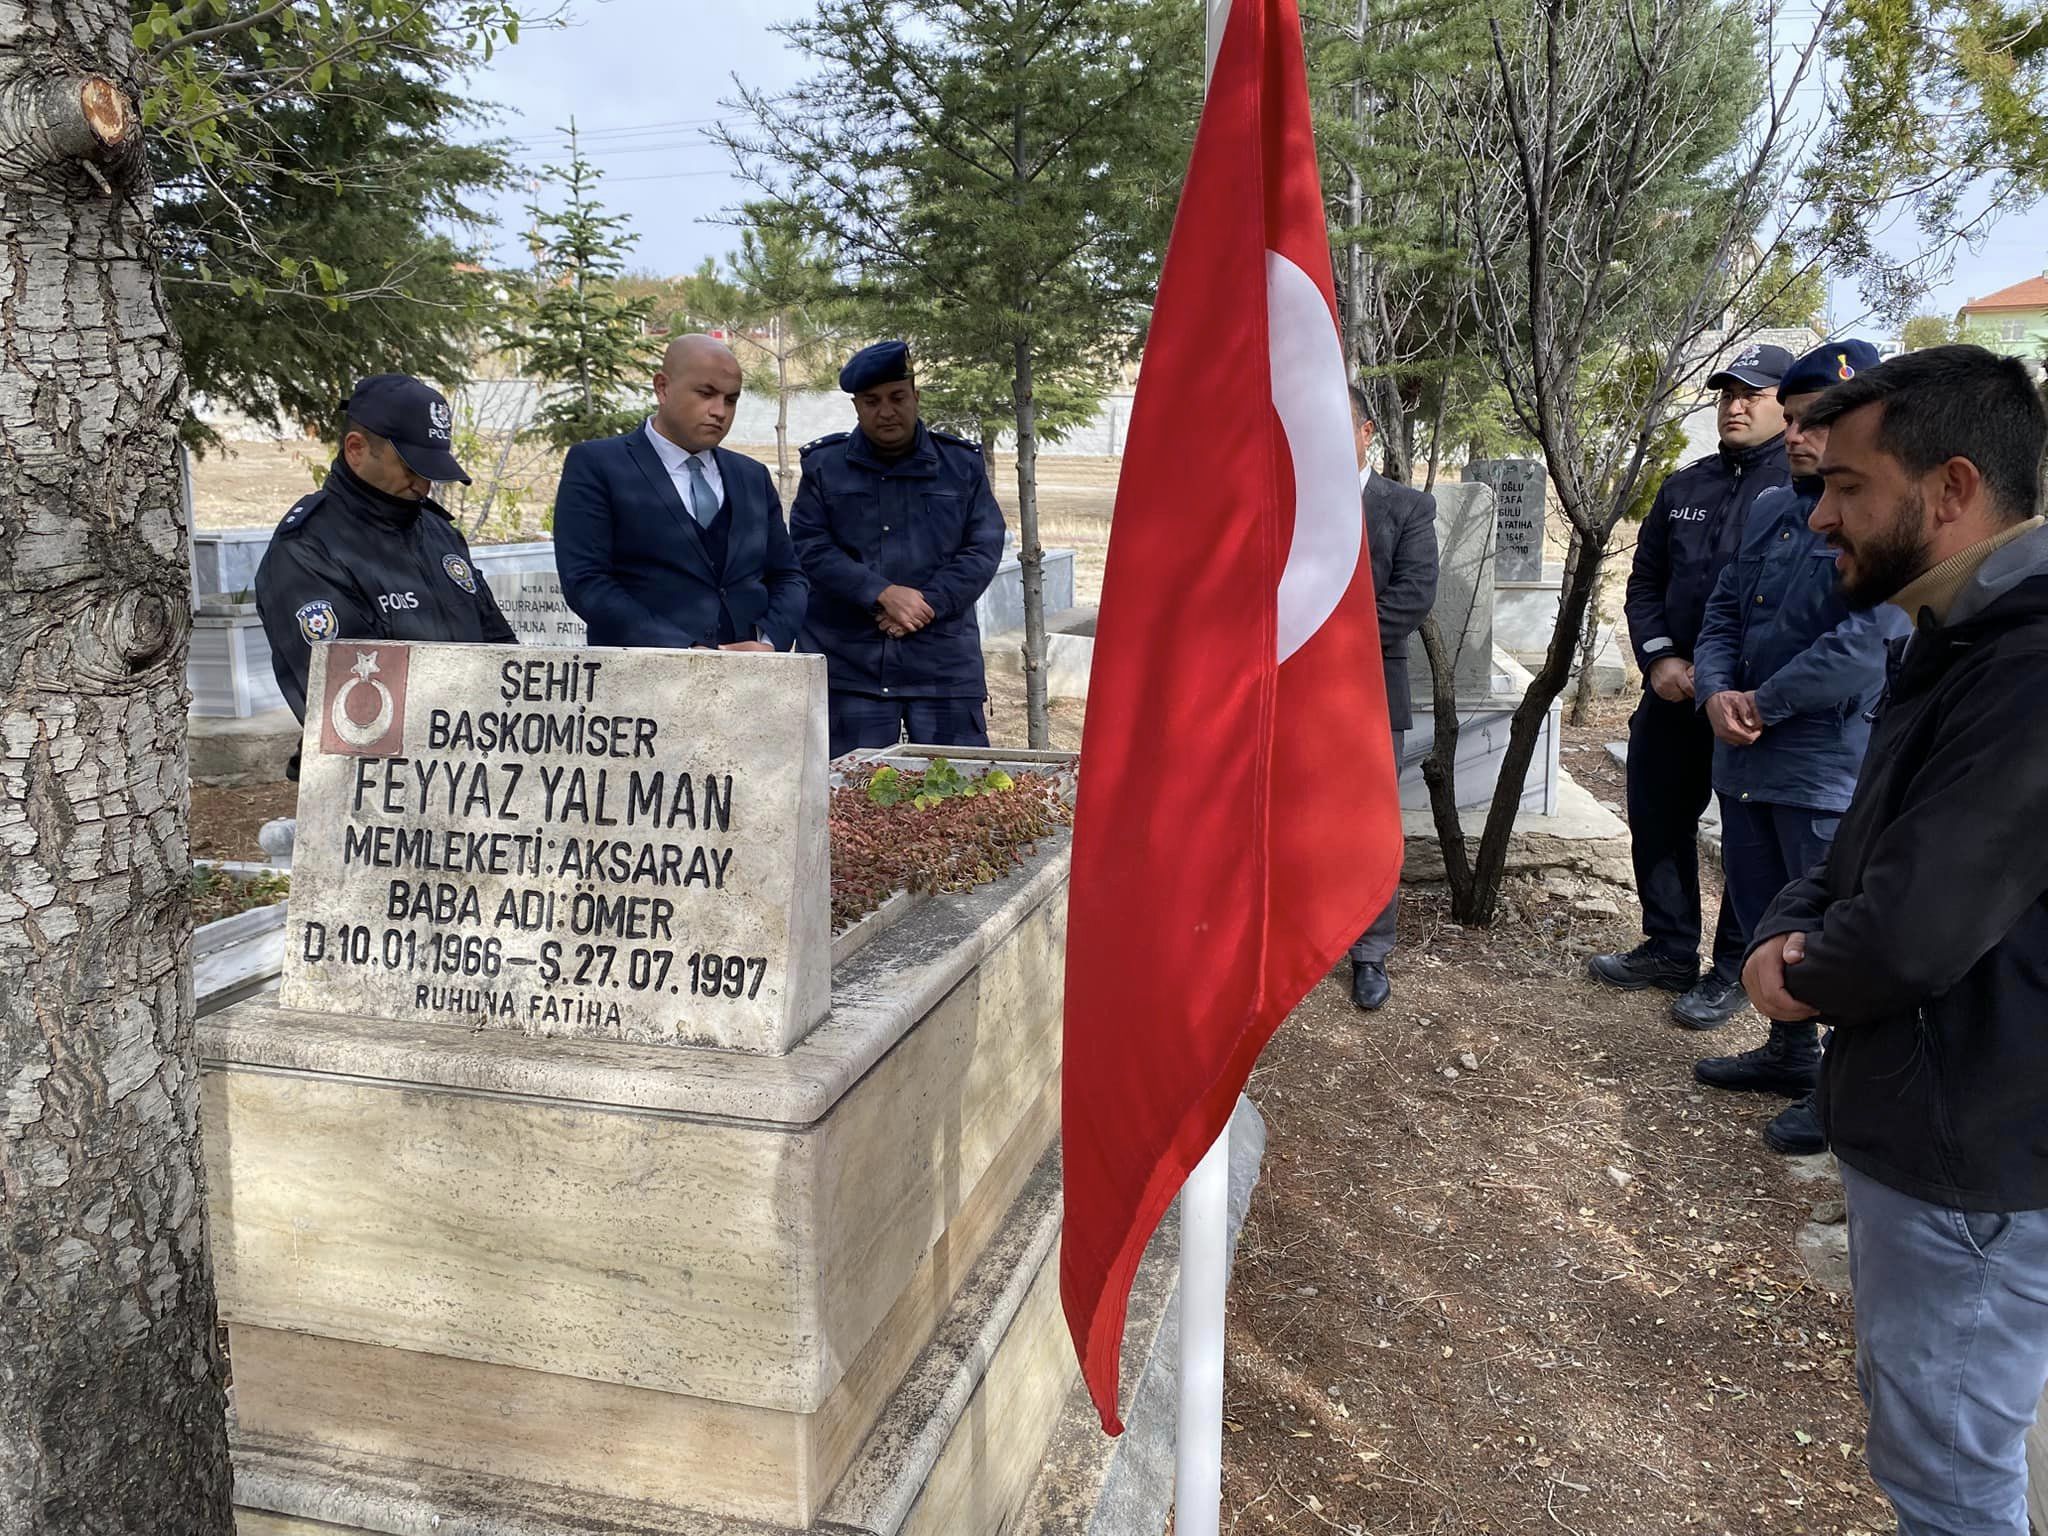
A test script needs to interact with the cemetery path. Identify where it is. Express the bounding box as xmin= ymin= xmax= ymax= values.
xmin=1214 ymin=722 xmax=1889 ymax=1534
